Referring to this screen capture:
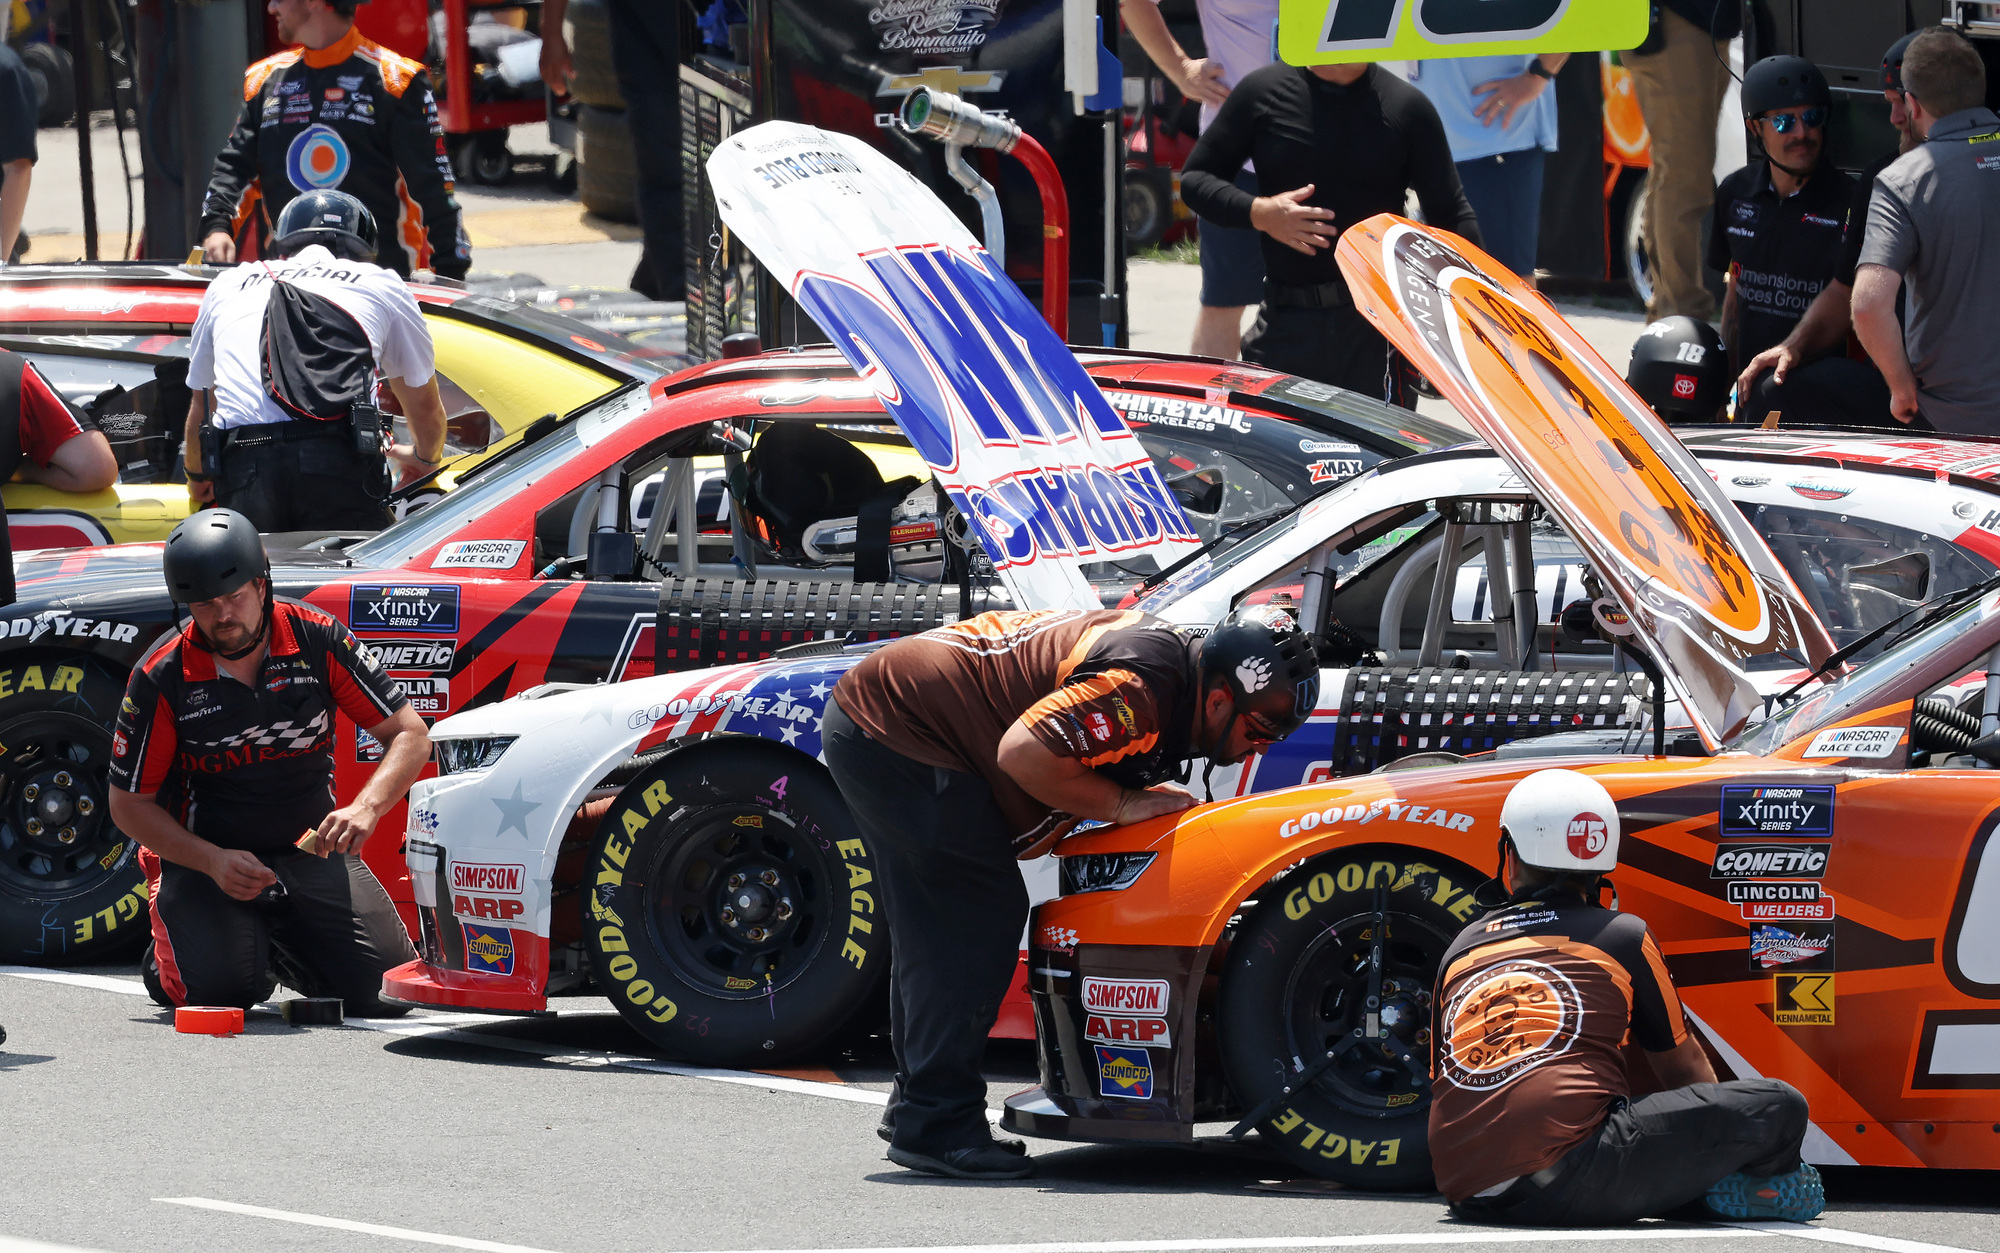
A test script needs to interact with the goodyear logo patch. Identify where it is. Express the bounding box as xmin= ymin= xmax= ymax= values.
xmin=462 ymin=922 xmax=515 ymax=975
xmin=1095 ymin=1045 xmax=1154 ymax=1100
